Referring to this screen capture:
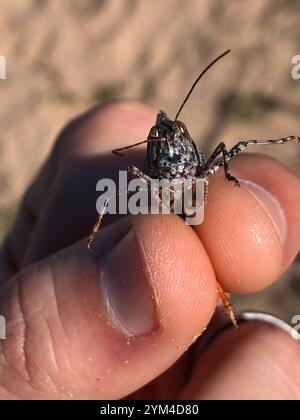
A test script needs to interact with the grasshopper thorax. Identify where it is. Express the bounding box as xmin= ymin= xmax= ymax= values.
xmin=144 ymin=111 xmax=205 ymax=179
